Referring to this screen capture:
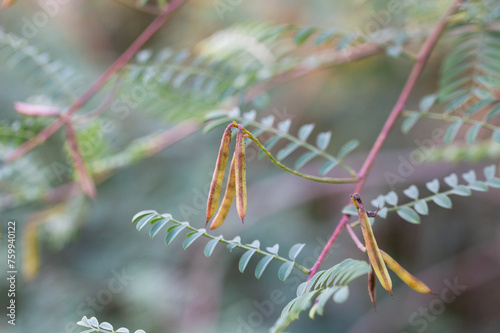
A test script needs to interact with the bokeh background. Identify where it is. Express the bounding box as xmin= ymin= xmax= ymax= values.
xmin=1 ymin=1 xmax=500 ymax=333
